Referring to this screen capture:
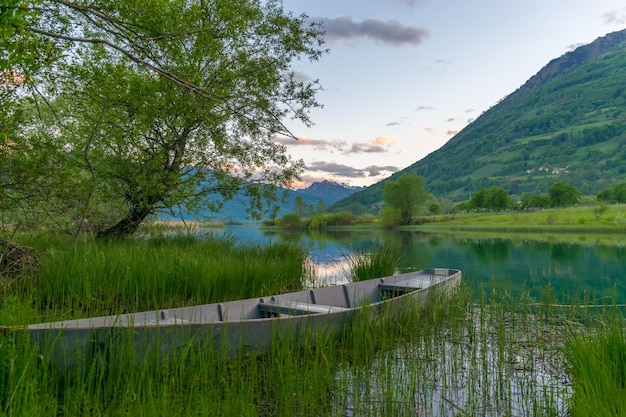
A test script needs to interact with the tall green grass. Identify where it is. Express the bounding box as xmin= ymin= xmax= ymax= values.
xmin=564 ymin=313 xmax=626 ymax=416
xmin=1 ymin=236 xmax=624 ymax=417
xmin=2 ymin=234 xmax=307 ymax=325
xmin=346 ymin=245 xmax=399 ymax=282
